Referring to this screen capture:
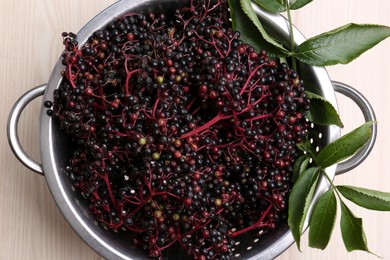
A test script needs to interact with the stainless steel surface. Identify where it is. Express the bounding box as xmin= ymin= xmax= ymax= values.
xmin=6 ymin=0 xmax=376 ymax=259
xmin=332 ymin=81 xmax=377 ymax=175
xmin=7 ymin=84 xmax=46 ymax=175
